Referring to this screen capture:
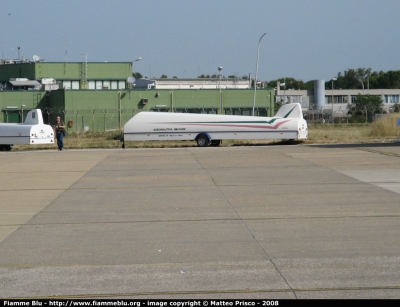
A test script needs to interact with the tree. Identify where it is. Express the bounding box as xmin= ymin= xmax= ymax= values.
xmin=333 ymin=68 xmax=400 ymax=90
xmin=355 ymin=67 xmax=372 ymax=93
xmin=274 ymin=101 xmax=282 ymax=115
xmin=267 ymin=78 xmax=308 ymax=90
xmin=133 ymin=72 xmax=143 ymax=79
xmin=197 ymin=68 xmax=400 ymax=90
xmin=160 ymin=74 xmax=168 ymax=78
xmin=377 ymin=70 xmax=400 ymax=89
xmin=347 ymin=94 xmax=384 ymax=122
xmin=330 ymin=69 xmax=359 ymax=89
xmin=390 ymin=103 xmax=400 ymax=113
xmin=304 ymin=80 xmax=314 ymax=90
